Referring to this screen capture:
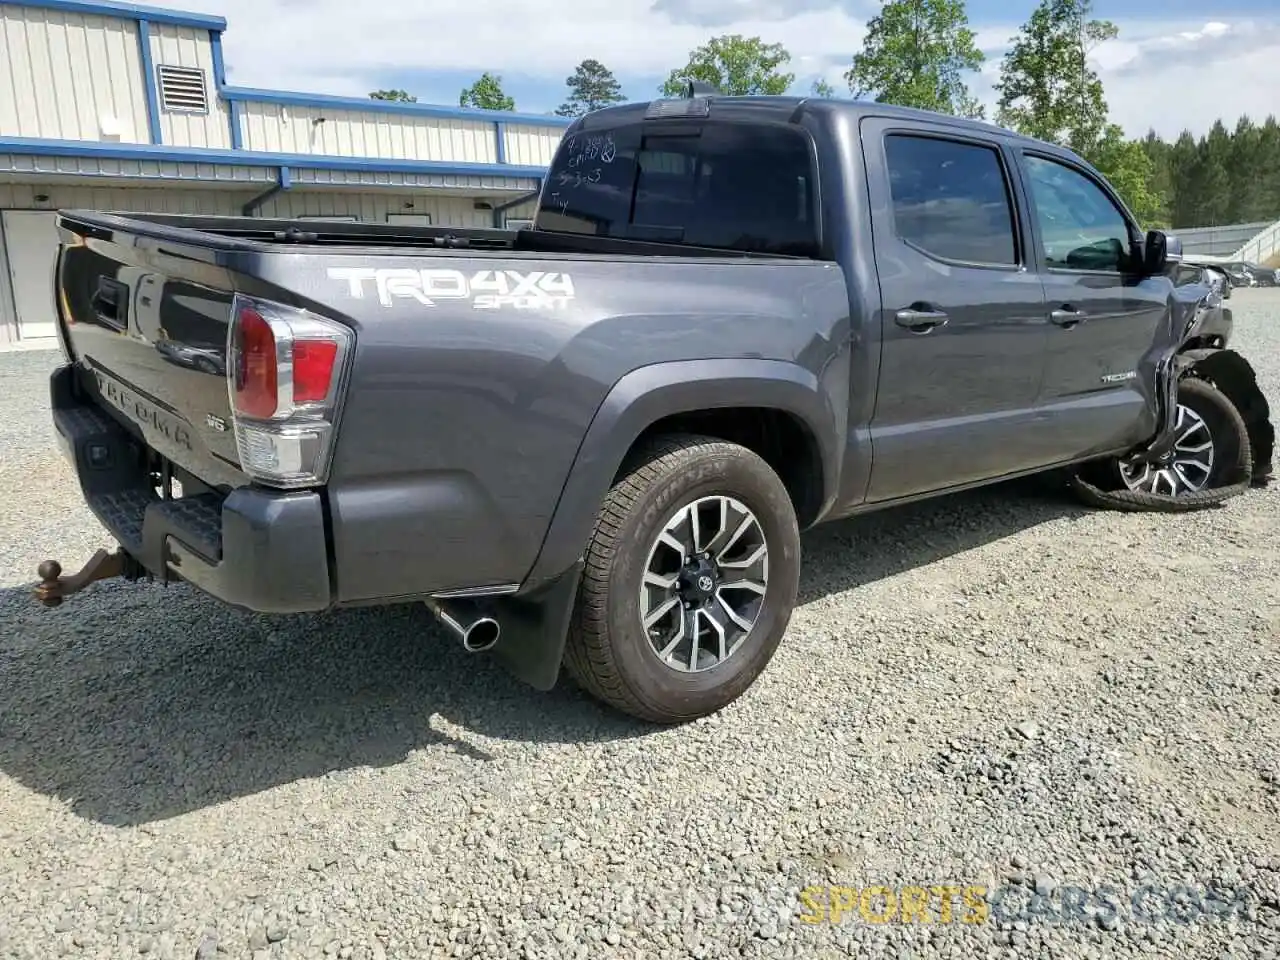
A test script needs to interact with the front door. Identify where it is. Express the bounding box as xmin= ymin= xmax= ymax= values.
xmin=860 ymin=120 xmax=1051 ymax=503
xmin=1018 ymin=151 xmax=1171 ymax=461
